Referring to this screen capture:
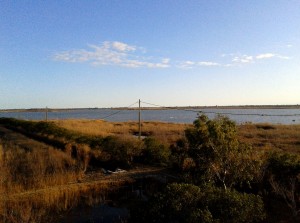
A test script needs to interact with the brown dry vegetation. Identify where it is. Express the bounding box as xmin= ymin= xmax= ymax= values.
xmin=1 ymin=118 xmax=299 ymax=222
xmin=238 ymin=123 xmax=300 ymax=154
xmin=0 ymin=125 xmax=112 ymax=222
xmin=52 ymin=119 xmax=300 ymax=154
xmin=52 ymin=119 xmax=188 ymax=145
xmin=0 ymin=143 xmax=77 ymax=193
xmin=0 ymin=119 xmax=168 ymax=222
xmin=0 ymin=141 xmax=77 ymax=222
xmin=0 ymin=138 xmax=159 ymax=222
